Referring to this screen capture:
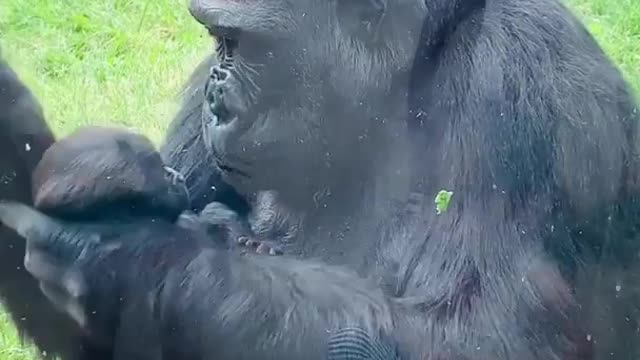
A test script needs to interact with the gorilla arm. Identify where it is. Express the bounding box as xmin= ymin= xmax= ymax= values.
xmin=0 ymin=201 xmax=402 ymax=360
xmin=0 ymin=57 xmax=86 ymax=360
xmin=0 ymin=57 xmax=55 ymax=172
